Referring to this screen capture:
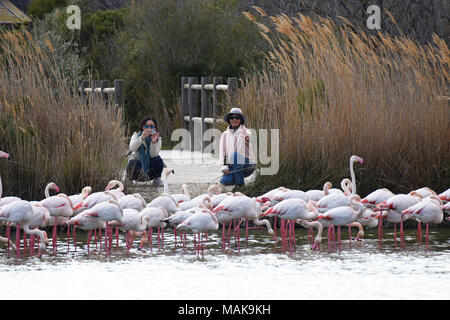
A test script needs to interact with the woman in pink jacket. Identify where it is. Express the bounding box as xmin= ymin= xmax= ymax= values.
xmin=219 ymin=108 xmax=256 ymax=187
